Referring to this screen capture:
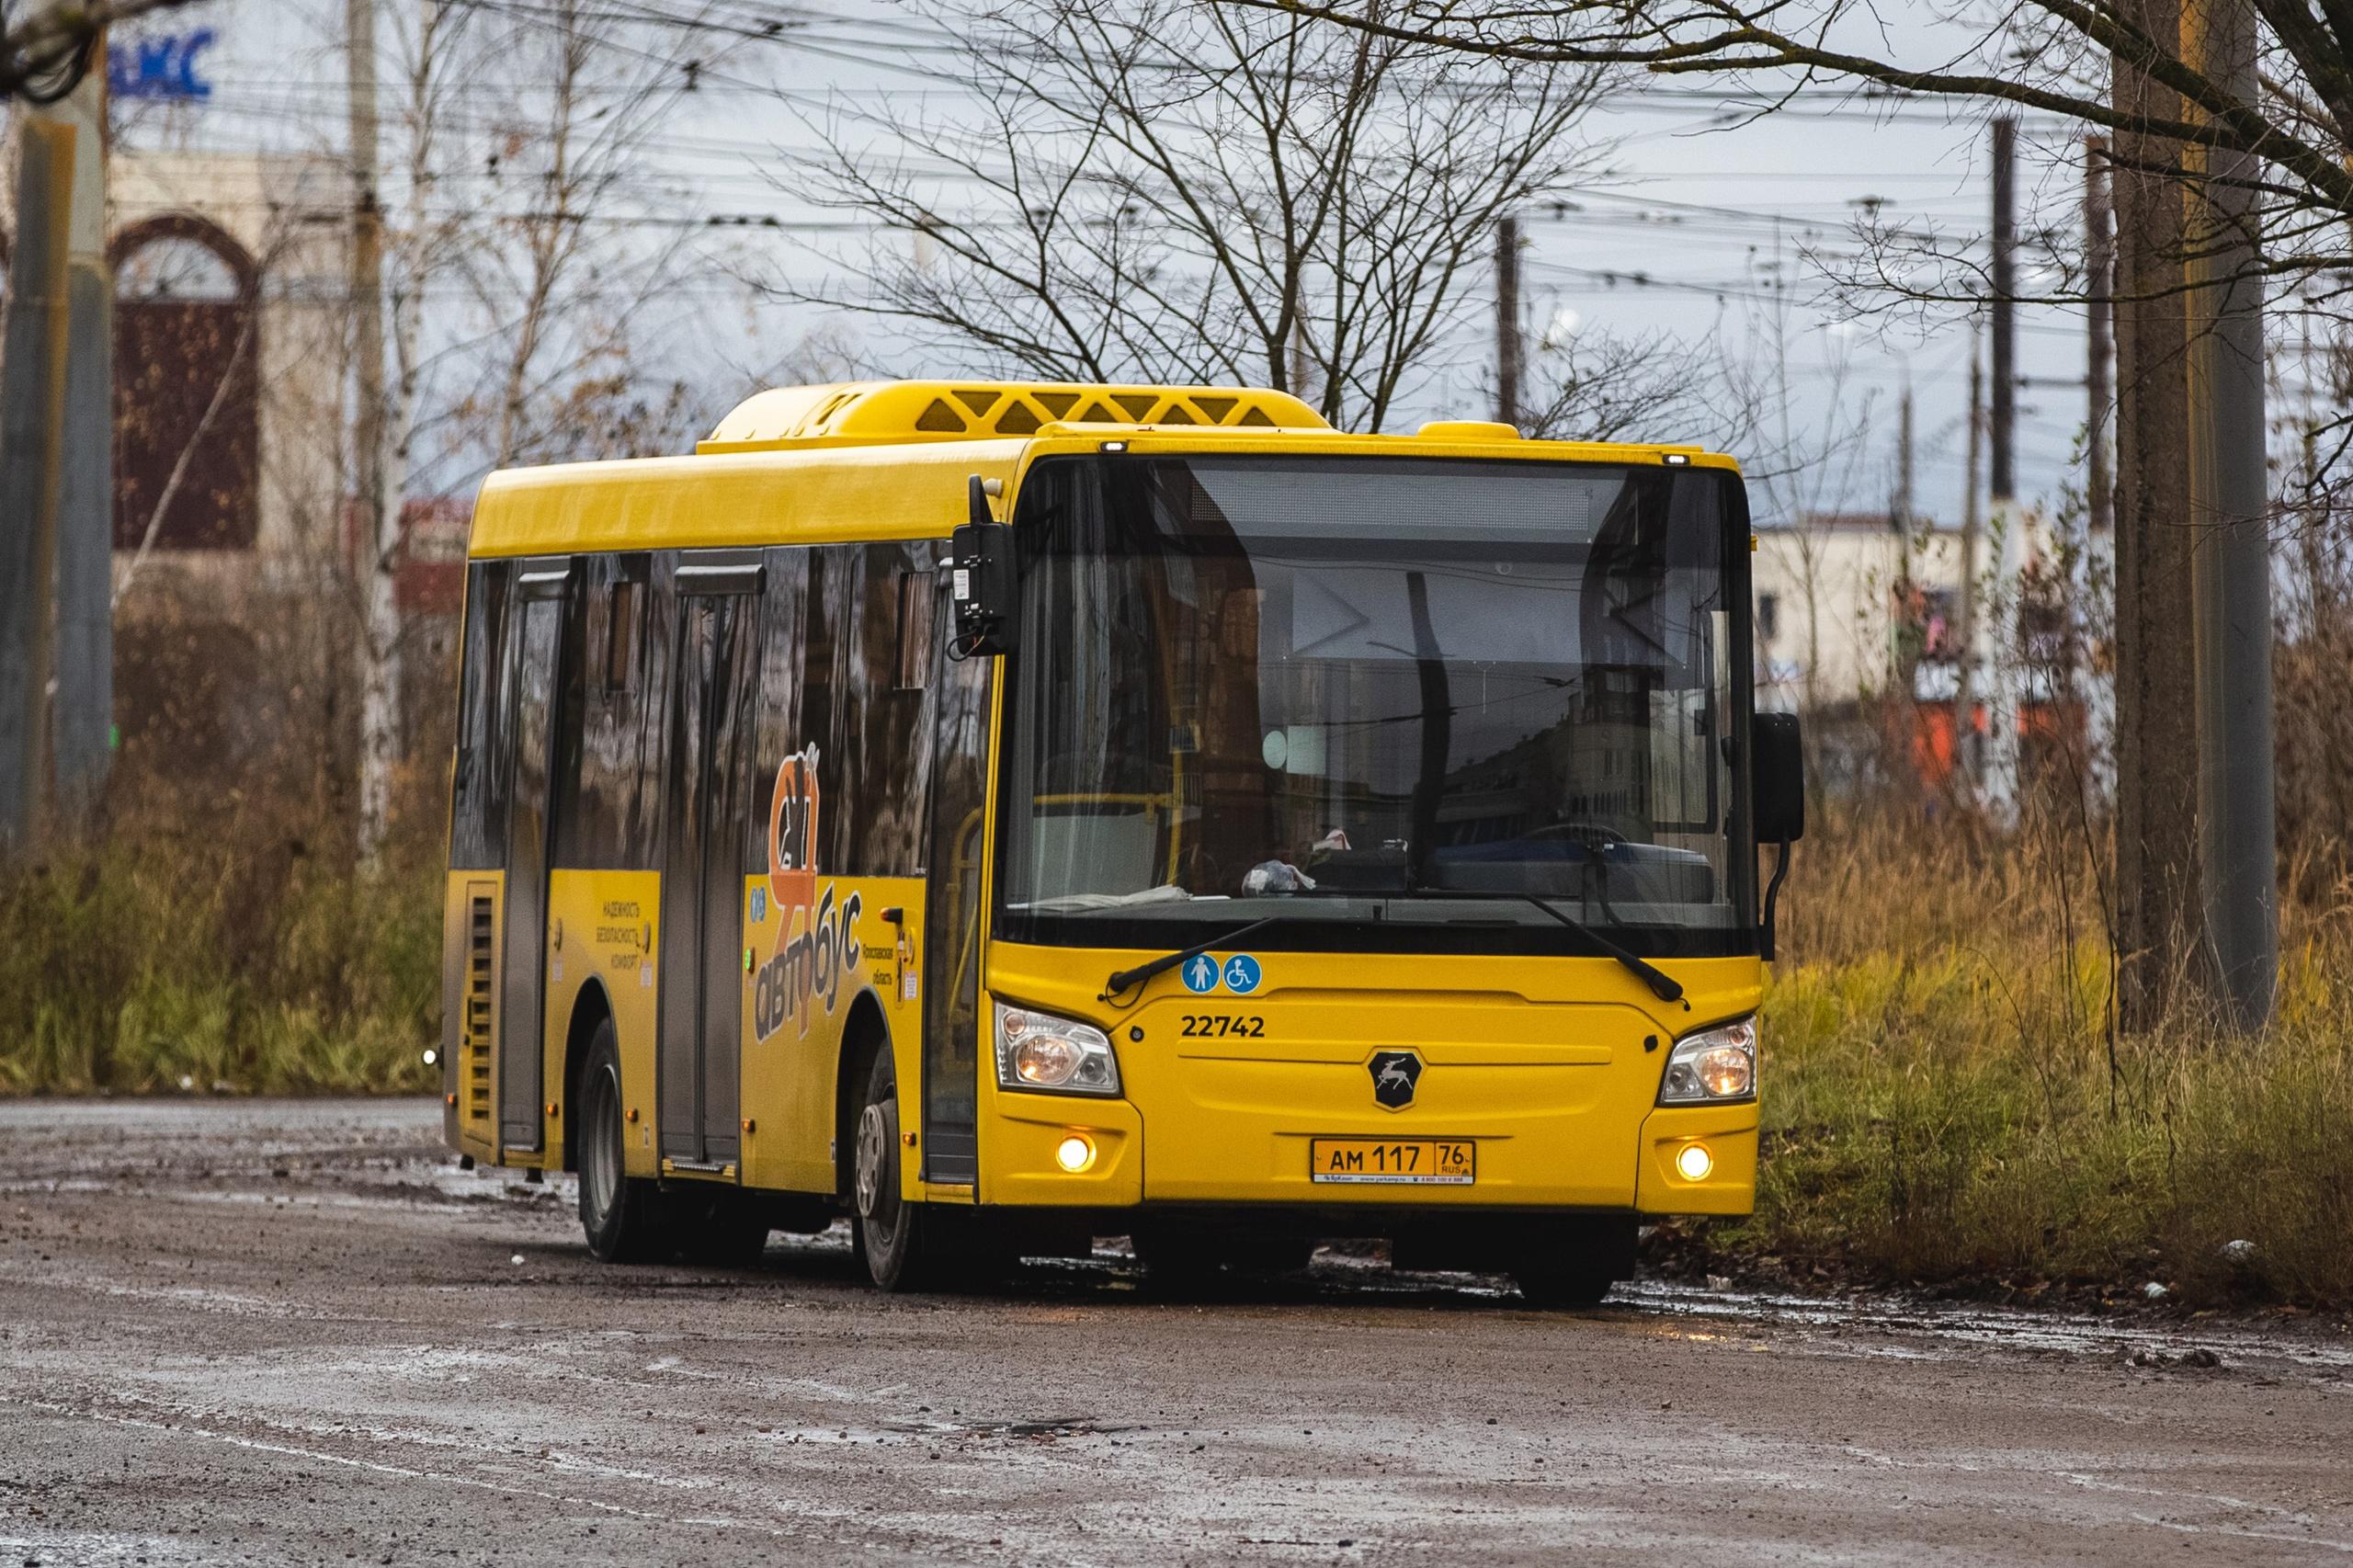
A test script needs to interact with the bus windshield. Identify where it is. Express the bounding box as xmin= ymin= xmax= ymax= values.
xmin=997 ymin=454 xmax=1756 ymax=960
